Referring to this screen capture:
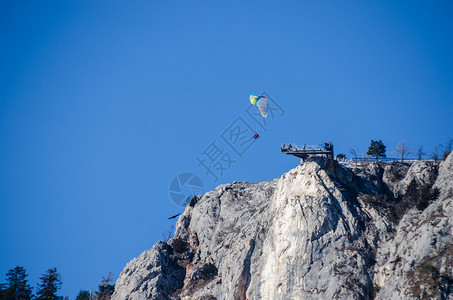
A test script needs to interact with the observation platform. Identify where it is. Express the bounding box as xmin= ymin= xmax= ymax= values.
xmin=281 ymin=142 xmax=334 ymax=159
